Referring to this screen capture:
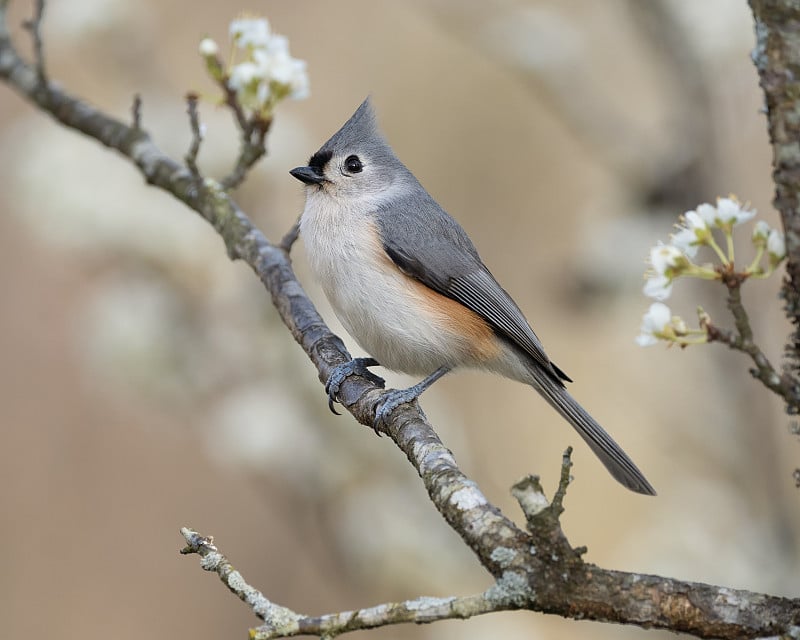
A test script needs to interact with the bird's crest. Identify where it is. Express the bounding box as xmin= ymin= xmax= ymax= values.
xmin=320 ymin=97 xmax=383 ymax=155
